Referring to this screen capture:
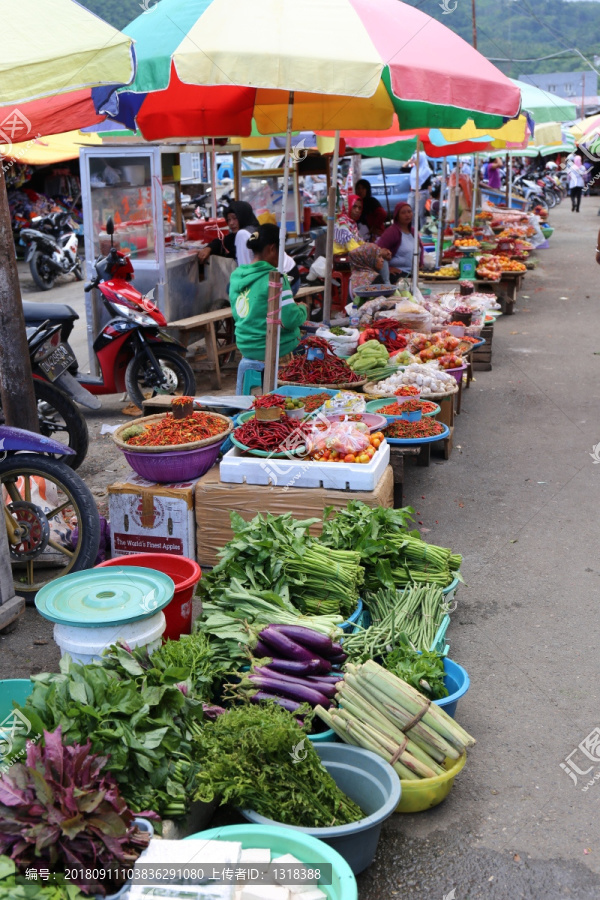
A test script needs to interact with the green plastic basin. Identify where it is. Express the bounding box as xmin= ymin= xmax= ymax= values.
xmin=185 ymin=823 xmax=357 ymax=900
